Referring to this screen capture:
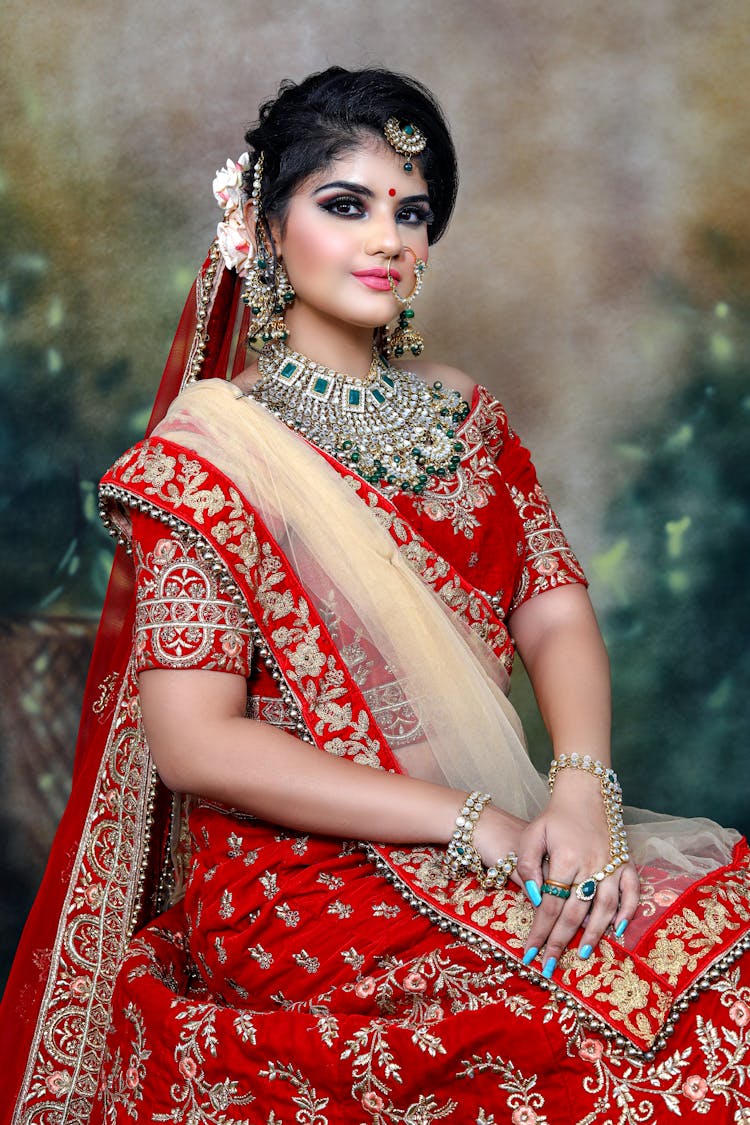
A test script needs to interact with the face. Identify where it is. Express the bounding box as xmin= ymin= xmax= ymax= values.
xmin=270 ymin=139 xmax=433 ymax=335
